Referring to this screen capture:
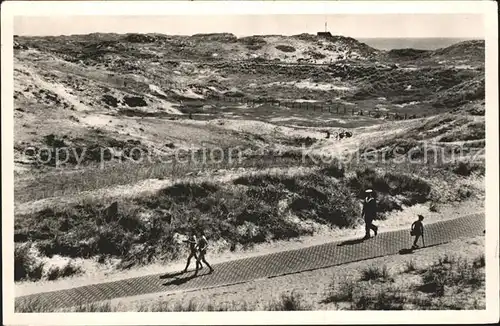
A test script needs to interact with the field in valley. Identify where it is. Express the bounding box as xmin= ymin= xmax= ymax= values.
xmin=13 ymin=33 xmax=485 ymax=310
